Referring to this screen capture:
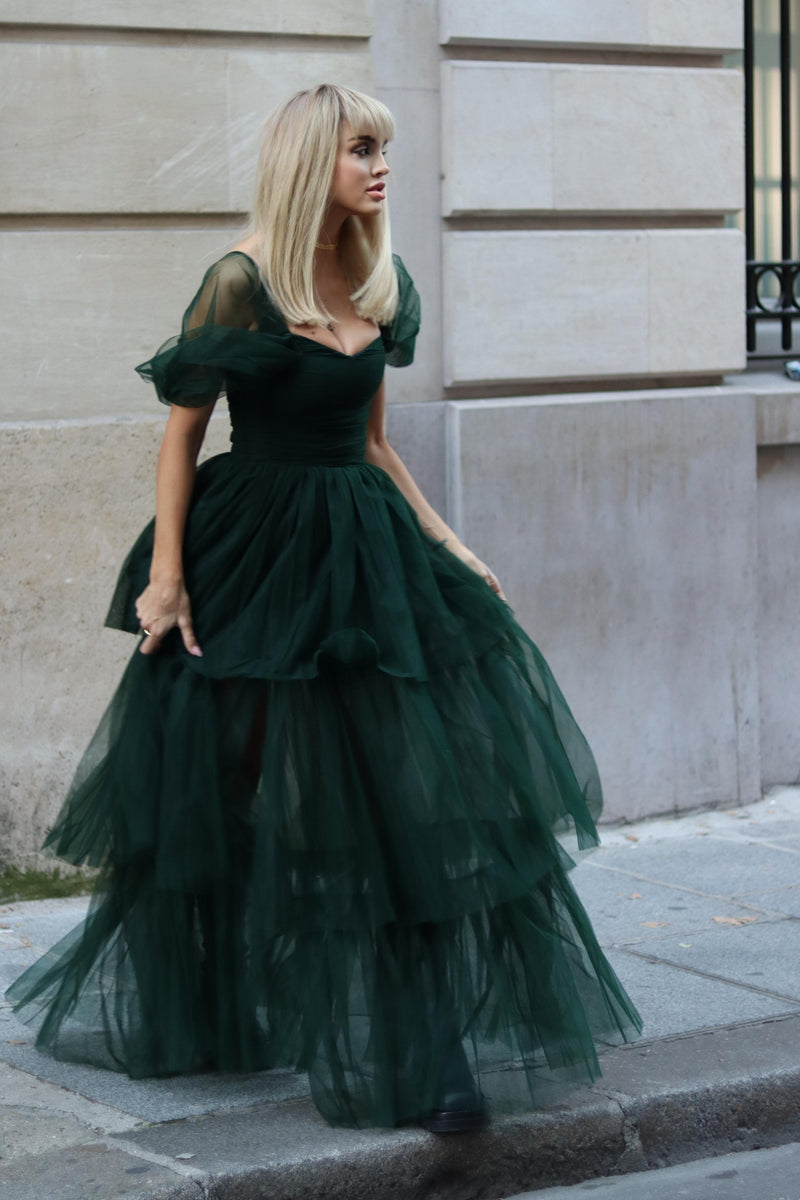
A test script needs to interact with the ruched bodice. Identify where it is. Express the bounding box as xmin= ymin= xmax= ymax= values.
xmin=227 ymin=336 xmax=384 ymax=465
